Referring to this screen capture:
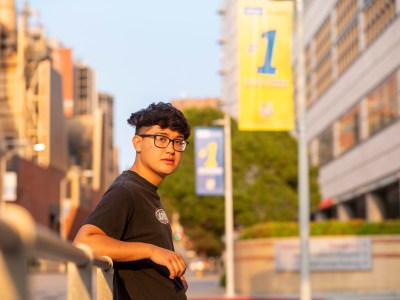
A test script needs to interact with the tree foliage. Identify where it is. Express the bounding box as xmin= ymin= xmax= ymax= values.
xmin=159 ymin=107 xmax=320 ymax=257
